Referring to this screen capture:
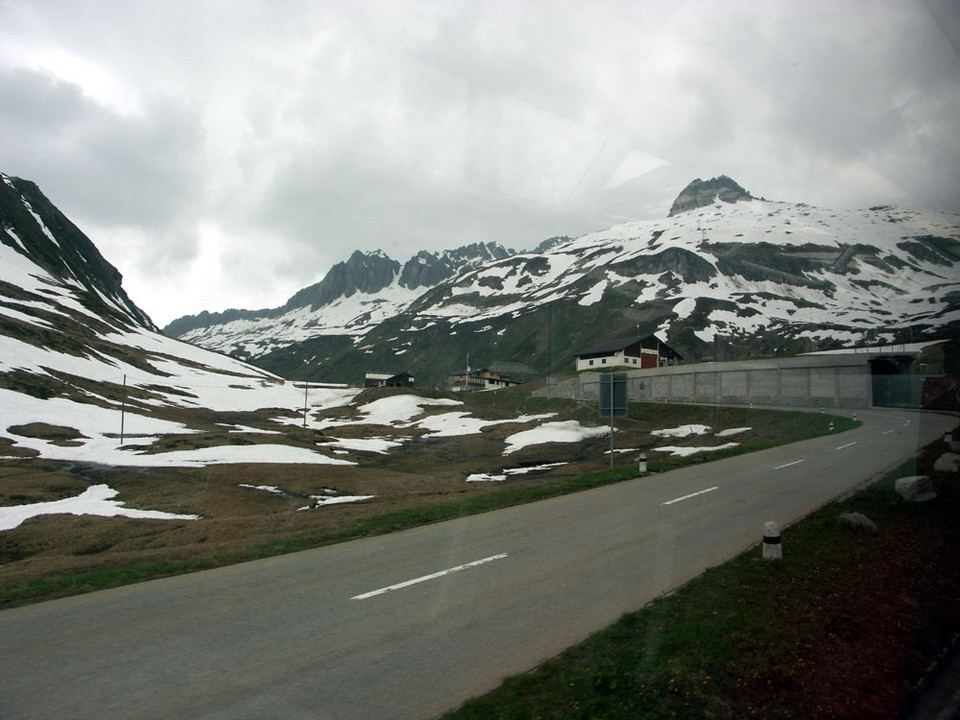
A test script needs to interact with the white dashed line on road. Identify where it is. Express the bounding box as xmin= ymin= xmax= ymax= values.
xmin=662 ymin=487 xmax=719 ymax=506
xmin=774 ymin=459 xmax=805 ymax=470
xmin=351 ymin=553 xmax=509 ymax=600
